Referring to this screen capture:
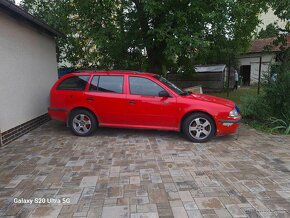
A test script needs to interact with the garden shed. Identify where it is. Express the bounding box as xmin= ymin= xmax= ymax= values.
xmin=195 ymin=65 xmax=227 ymax=91
xmin=167 ymin=64 xmax=235 ymax=92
